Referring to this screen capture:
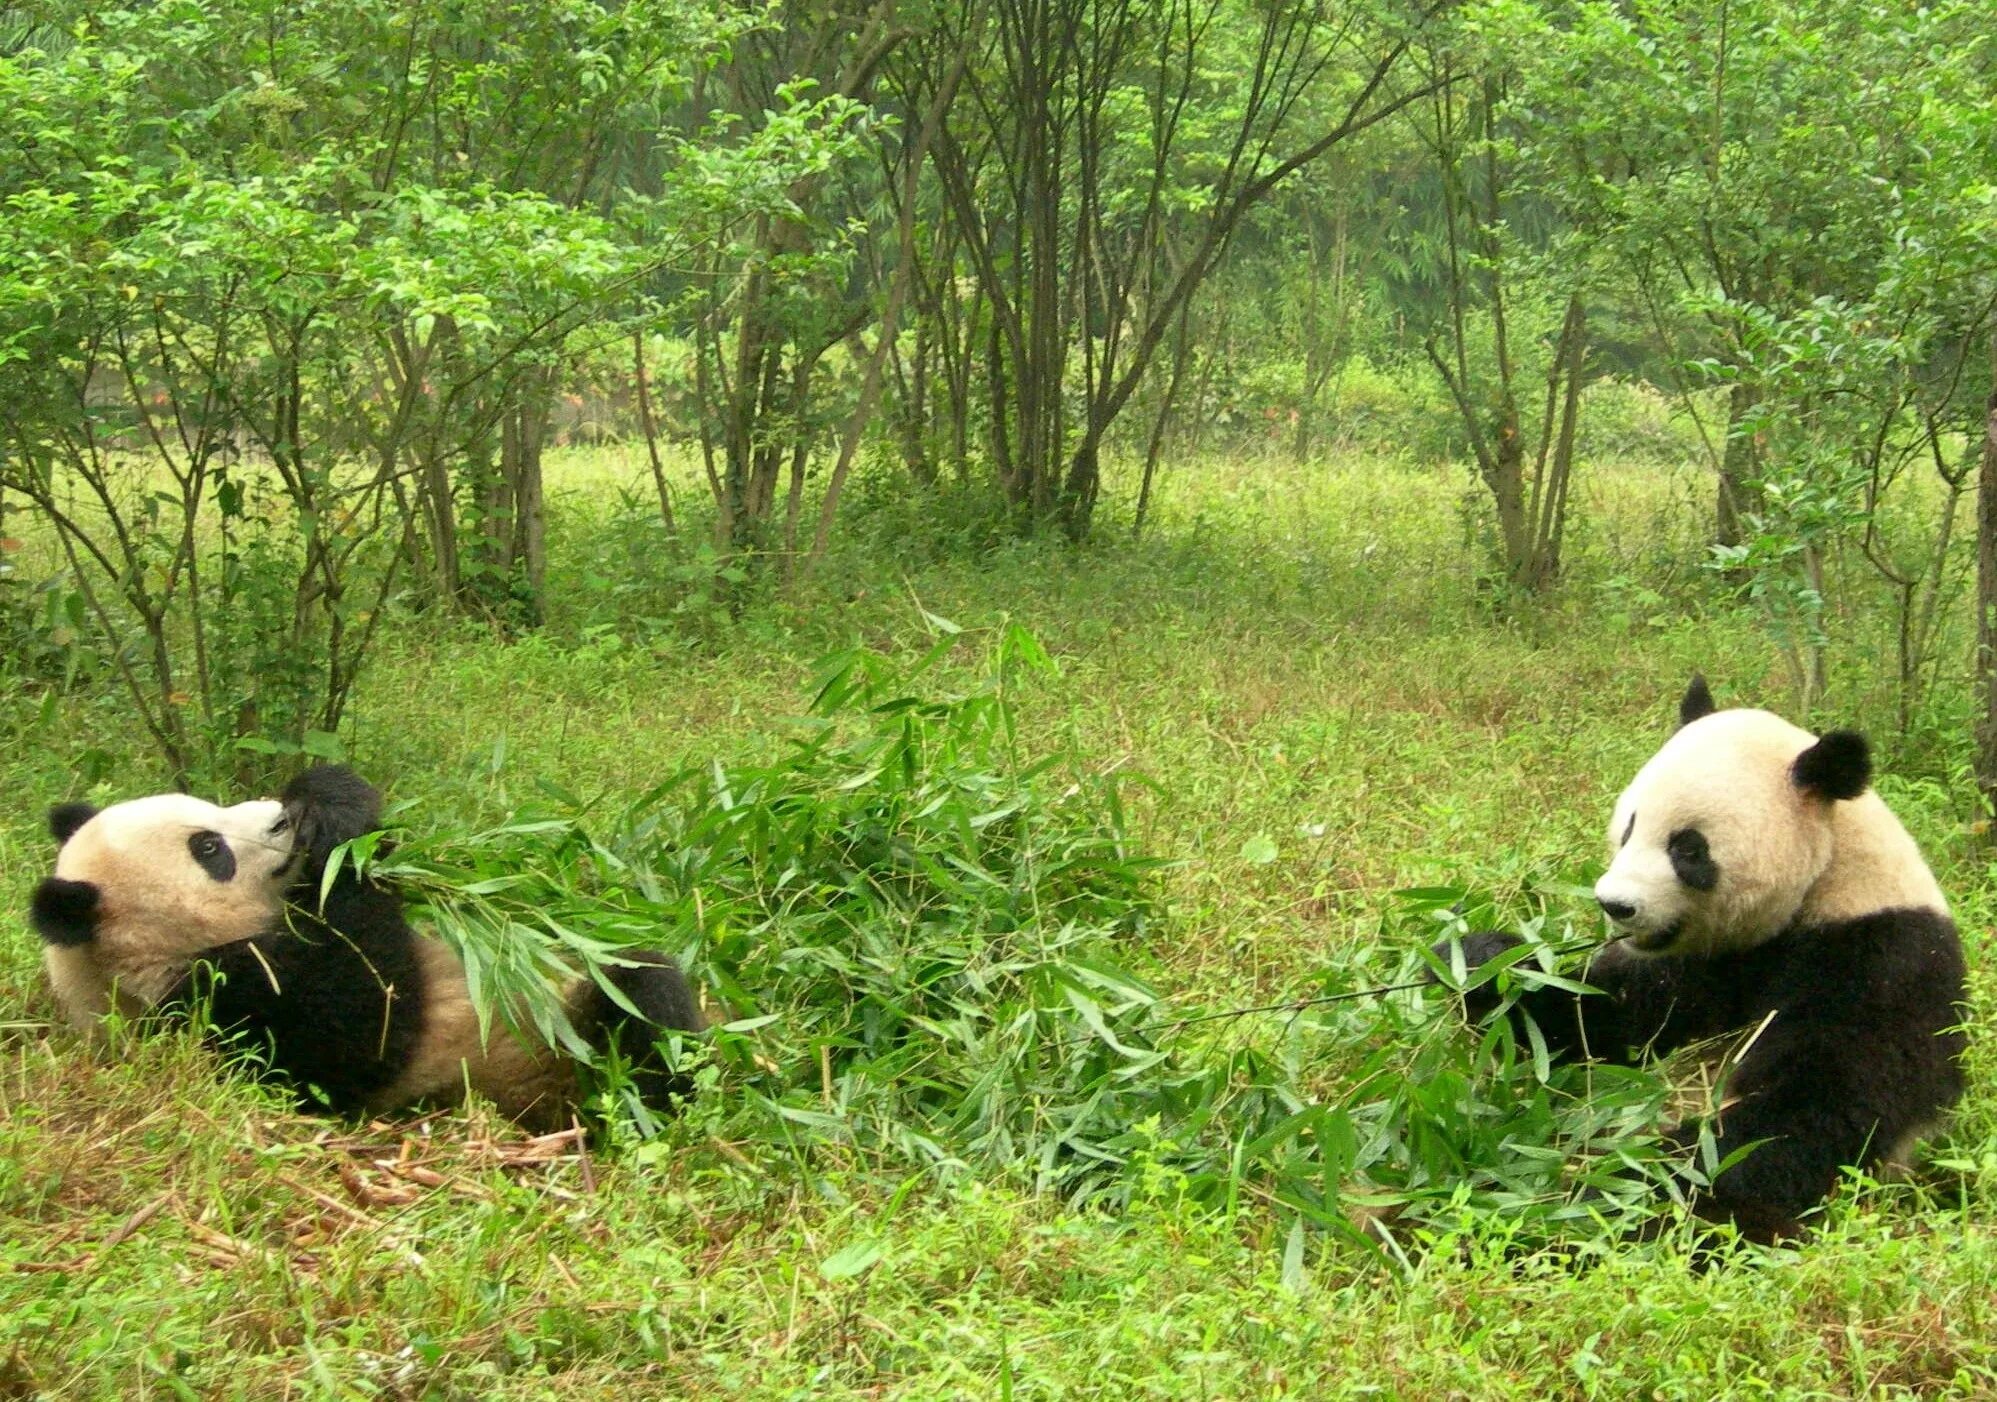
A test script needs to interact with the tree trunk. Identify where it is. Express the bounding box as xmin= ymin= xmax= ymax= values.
xmin=1134 ymin=291 xmax=1197 ymax=539
xmin=1296 ymin=214 xmax=1325 ymax=462
xmin=891 ymin=324 xmax=936 ymax=485
xmin=1489 ymin=407 xmax=1530 ymax=580
xmin=1973 ymin=328 xmax=1997 ymax=817
xmin=420 ymin=438 xmax=461 ymax=603
xmin=1717 ymin=380 xmax=1761 ymax=549
xmin=1523 ymin=294 xmax=1587 ymax=589
xmin=1060 ymin=434 xmax=1099 ymax=540
xmin=480 ymin=424 xmax=513 ymax=574
xmin=633 ymin=329 xmax=677 ymax=535
xmin=510 ymin=400 xmax=547 ymax=619
xmin=986 ymin=311 xmax=1016 ymax=501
